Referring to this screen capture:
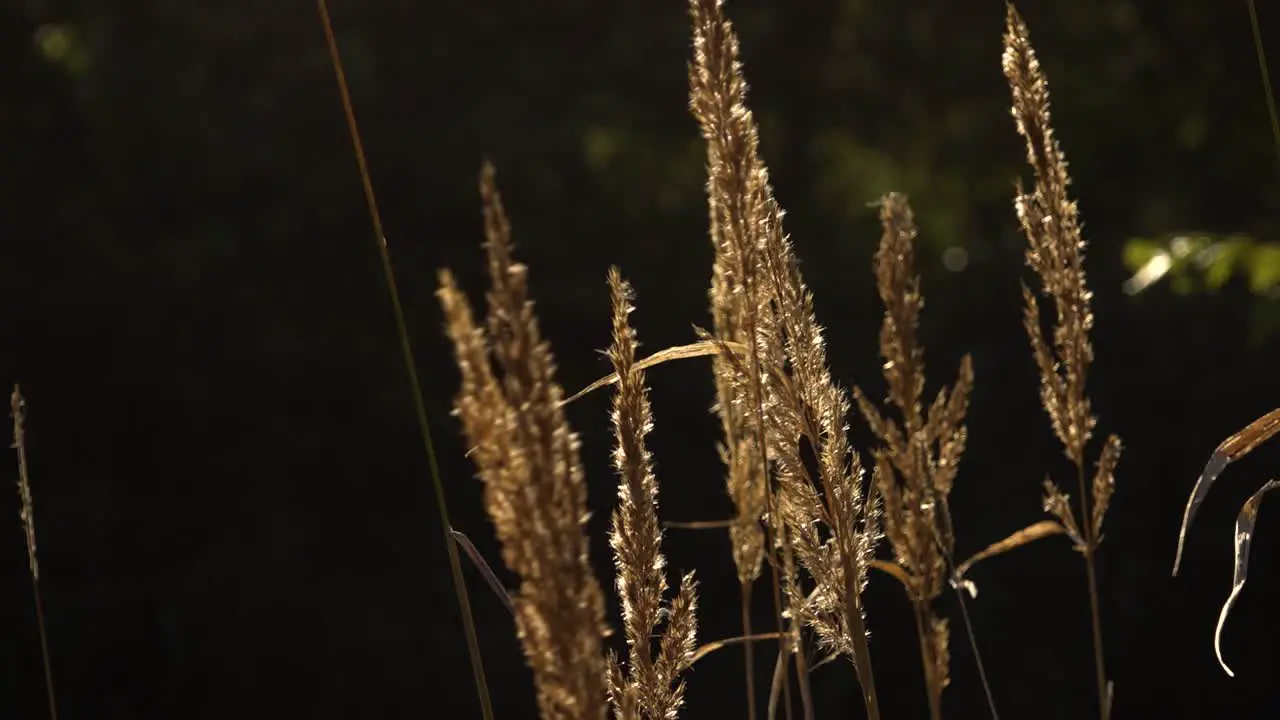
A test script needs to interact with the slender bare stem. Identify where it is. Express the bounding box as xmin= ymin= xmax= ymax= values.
xmin=950 ymin=571 xmax=999 ymax=719
xmin=912 ymin=601 xmax=941 ymax=720
xmin=31 ymin=582 xmax=57 ymax=720
xmin=768 ymin=648 xmax=787 ymax=720
xmin=742 ymin=583 xmax=758 ymax=720
xmin=765 ymin=524 xmax=795 ymax=720
xmin=1248 ymin=0 xmax=1280 ymax=166
xmin=313 ymin=4 xmax=493 ymax=718
xmin=791 ymin=596 xmax=814 ymax=720
xmin=844 ymin=561 xmax=880 ymax=720
xmin=1077 ymin=461 xmax=1108 ymax=720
